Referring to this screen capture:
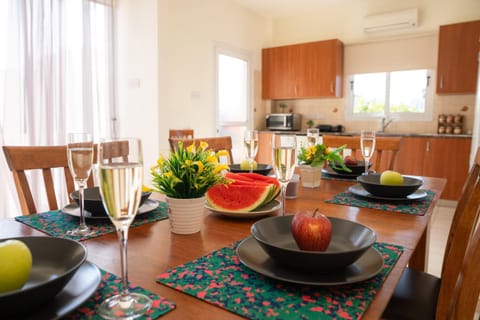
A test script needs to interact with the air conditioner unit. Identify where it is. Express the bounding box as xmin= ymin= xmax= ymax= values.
xmin=363 ymin=8 xmax=418 ymax=33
